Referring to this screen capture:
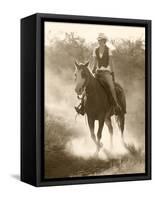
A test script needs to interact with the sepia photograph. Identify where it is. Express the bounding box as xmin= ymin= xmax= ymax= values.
xmin=44 ymin=21 xmax=146 ymax=179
